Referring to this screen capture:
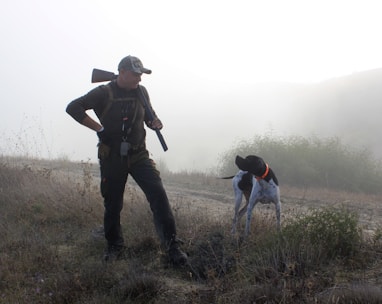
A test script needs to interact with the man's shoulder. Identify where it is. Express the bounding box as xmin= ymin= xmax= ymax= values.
xmin=90 ymin=82 xmax=118 ymax=100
